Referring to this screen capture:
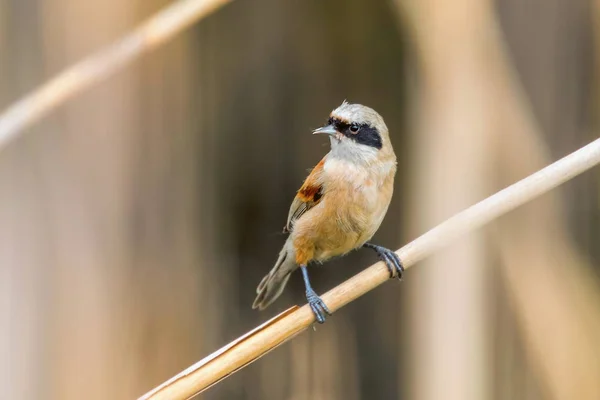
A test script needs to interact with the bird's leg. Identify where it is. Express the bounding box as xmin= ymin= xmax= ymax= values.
xmin=363 ymin=243 xmax=404 ymax=279
xmin=300 ymin=265 xmax=331 ymax=324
